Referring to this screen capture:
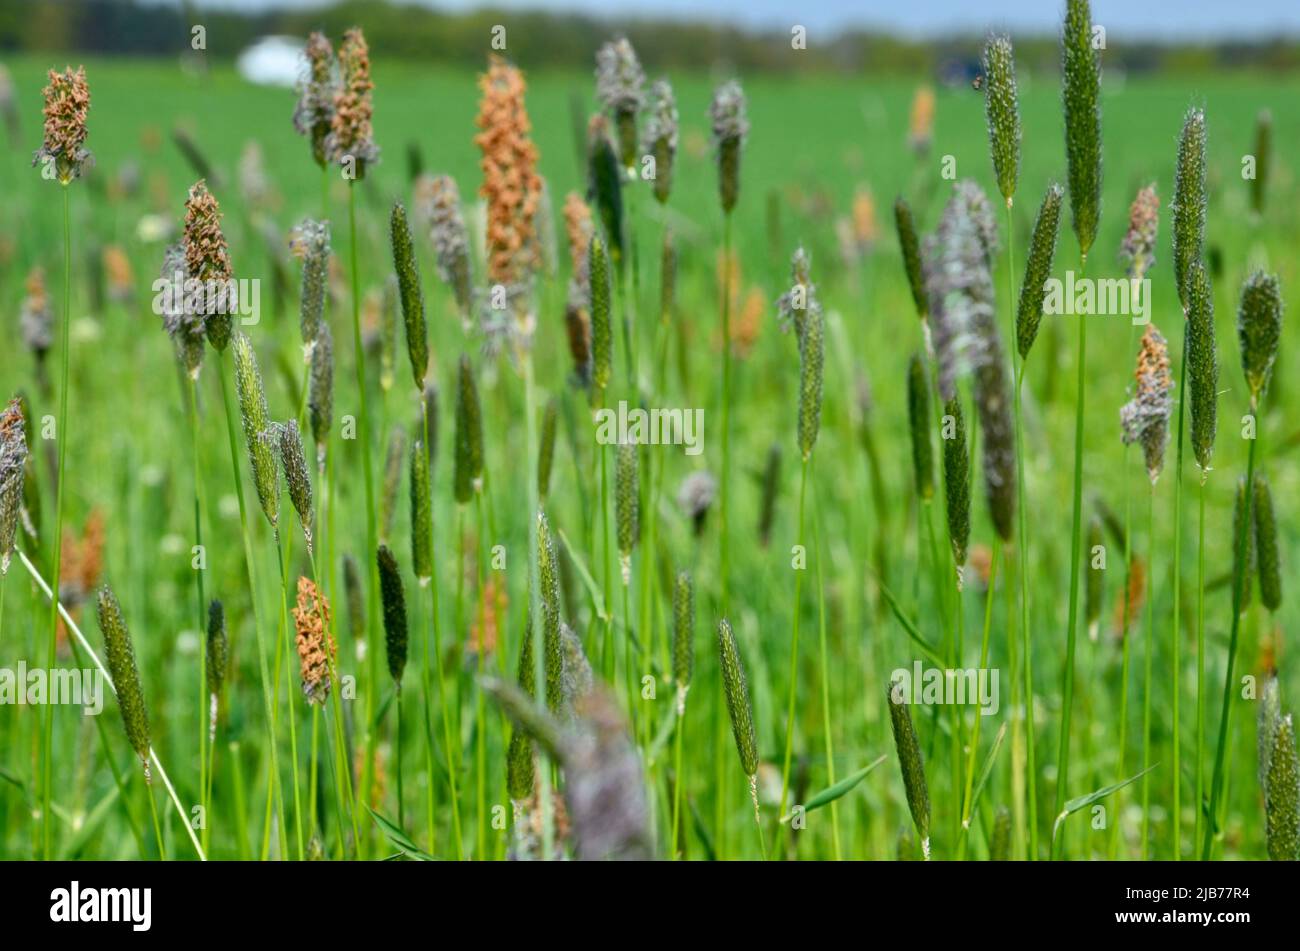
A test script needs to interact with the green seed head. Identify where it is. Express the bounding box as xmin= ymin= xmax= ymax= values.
xmin=709 ymin=80 xmax=748 ymax=215
xmin=1252 ymin=110 xmax=1271 ymax=218
xmin=97 ymin=585 xmax=151 ymax=770
xmin=390 ymin=201 xmax=428 ymax=390
xmin=1254 ymin=473 xmax=1281 ymax=612
xmin=644 ymin=78 xmax=677 ymax=205
xmin=982 ymin=34 xmax=1021 ymax=203
xmin=278 ymin=419 xmax=313 ymax=554
xmin=907 ymin=353 xmax=934 ymax=501
xmin=1171 ymin=107 xmax=1208 ymax=311
xmin=538 ymin=397 xmax=558 ymax=501
xmin=1015 ymin=182 xmax=1063 ymax=360
xmin=291 ymin=218 xmax=330 ymax=355
xmin=410 ymin=435 xmax=433 ymax=583
xmin=376 ymin=544 xmax=408 ymax=686
xmin=1186 ymin=261 xmax=1218 ymax=473
xmin=797 ymin=302 xmax=824 ymax=461
xmin=888 ymin=677 xmax=931 ymax=851
xmin=1234 ymin=475 xmax=1255 ymax=612
xmin=718 ymin=617 xmax=757 ymax=777
xmin=1061 ymin=0 xmax=1103 ymax=259
xmin=308 ymin=321 xmax=334 ymax=464
xmin=894 ymin=196 xmax=927 ymax=321
xmin=232 ymin=332 xmax=279 ymax=529
xmin=615 ymin=441 xmax=639 ymax=567
xmin=1238 ymin=270 xmax=1283 ymax=407
xmin=588 ymin=235 xmax=613 ymax=395
xmin=672 ymin=570 xmax=694 ymax=706
xmin=537 ymin=511 xmax=563 ymax=712
xmin=1265 ymin=714 xmax=1300 ymax=861
xmin=453 ymin=353 xmax=484 ymax=504
xmin=507 ymin=613 xmax=537 ymax=802
xmin=1260 ymin=674 xmax=1281 ymax=787
xmin=206 ymin=598 xmax=228 ymax=699
xmin=941 ymin=396 xmax=970 ymax=572
xmin=587 ymin=115 xmax=625 ymax=270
